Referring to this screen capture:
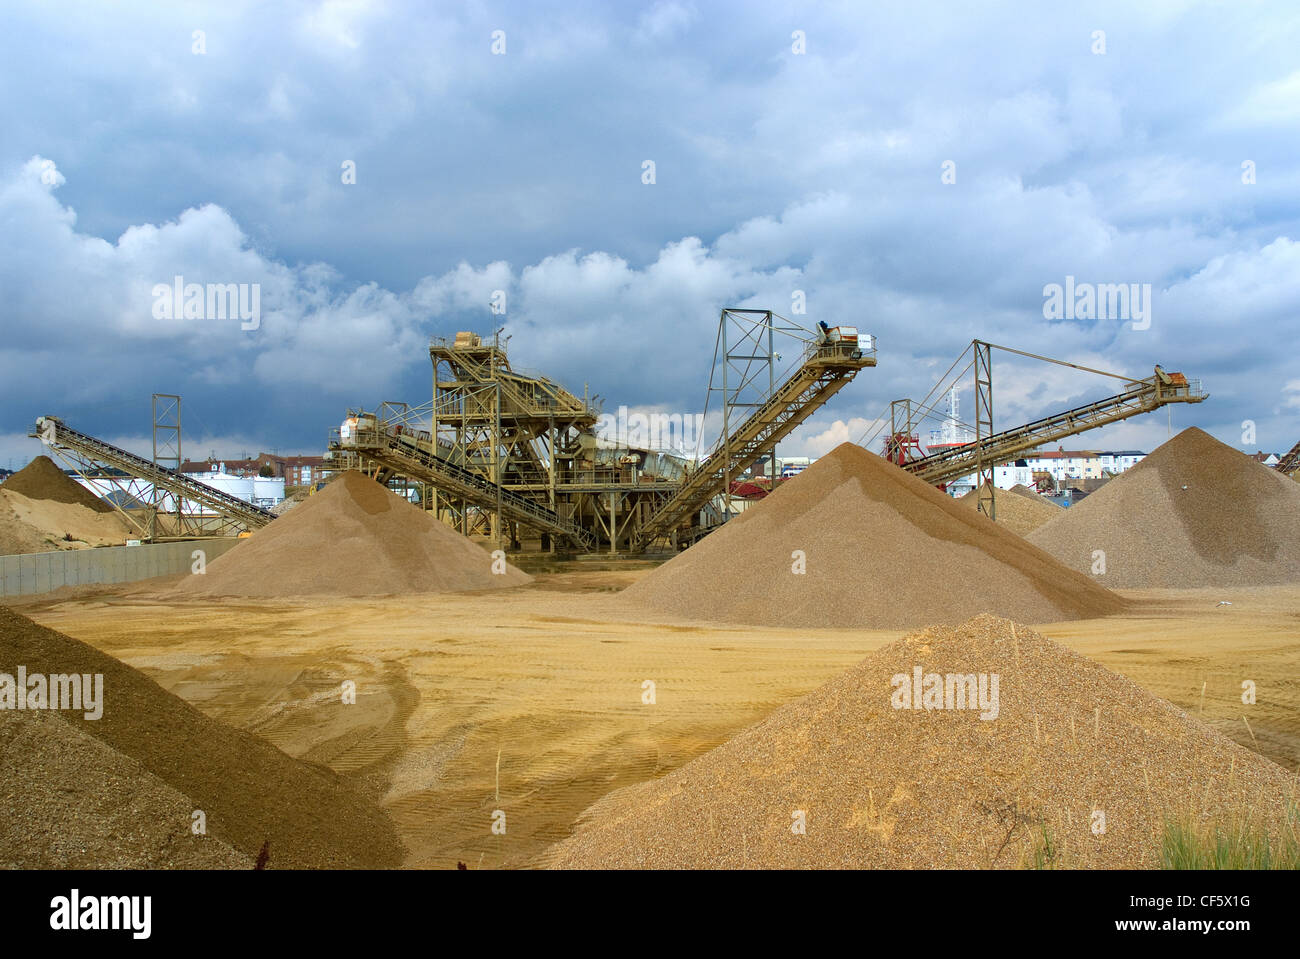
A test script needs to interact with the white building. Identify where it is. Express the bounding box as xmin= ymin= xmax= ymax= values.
xmin=1097 ymin=451 xmax=1147 ymax=474
xmin=1020 ymin=449 xmax=1146 ymax=487
xmin=945 ymin=465 xmax=1035 ymax=498
xmin=181 ymin=468 xmax=285 ymax=509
